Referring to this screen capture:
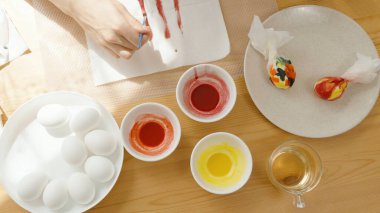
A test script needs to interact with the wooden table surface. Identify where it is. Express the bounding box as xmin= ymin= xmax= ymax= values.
xmin=1 ymin=0 xmax=380 ymax=212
